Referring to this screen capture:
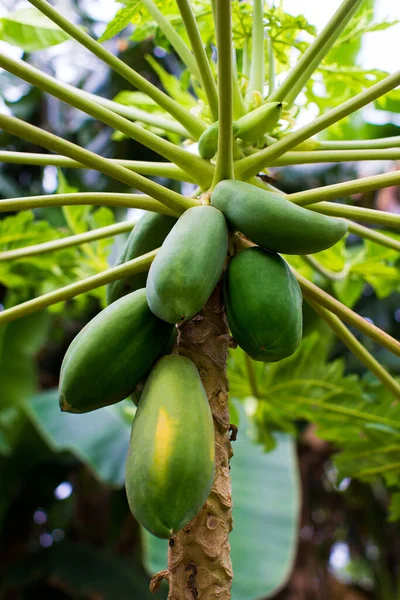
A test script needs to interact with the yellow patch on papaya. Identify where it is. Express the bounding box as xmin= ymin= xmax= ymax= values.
xmin=152 ymin=407 xmax=174 ymax=478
